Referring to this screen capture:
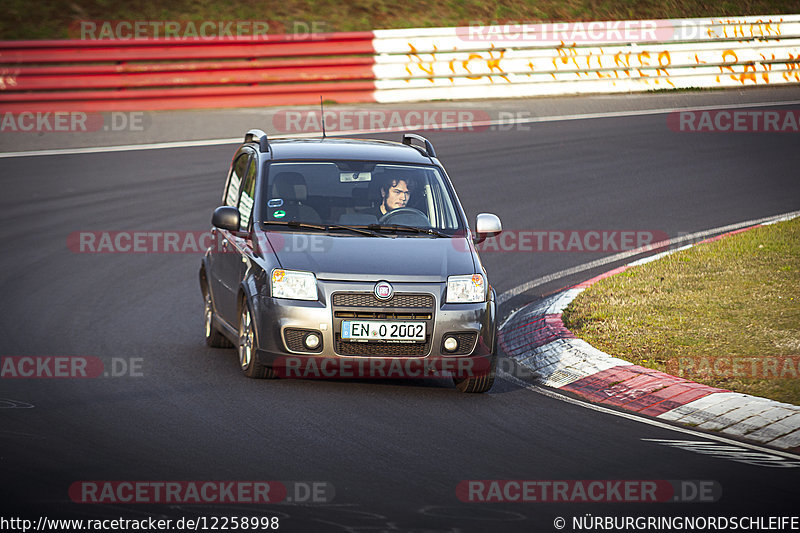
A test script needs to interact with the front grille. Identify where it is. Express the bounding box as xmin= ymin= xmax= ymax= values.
xmin=332 ymin=292 xmax=434 ymax=309
xmin=334 ymin=311 xmax=432 ymax=320
xmin=441 ymin=332 xmax=478 ymax=355
xmin=283 ymin=328 xmax=323 ymax=353
xmin=335 ymin=338 xmax=430 ymax=356
xmin=332 ymin=291 xmax=435 ymax=357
